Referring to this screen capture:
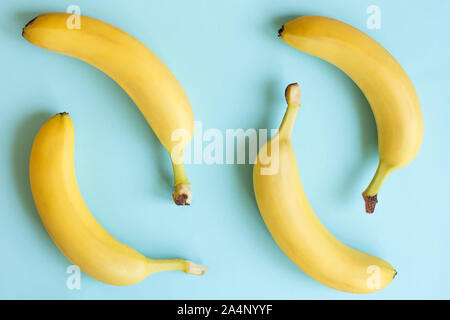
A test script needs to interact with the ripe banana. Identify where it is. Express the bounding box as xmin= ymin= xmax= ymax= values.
xmin=30 ymin=113 xmax=206 ymax=286
xmin=279 ymin=16 xmax=423 ymax=213
xmin=23 ymin=13 xmax=193 ymax=205
xmin=253 ymin=83 xmax=396 ymax=293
